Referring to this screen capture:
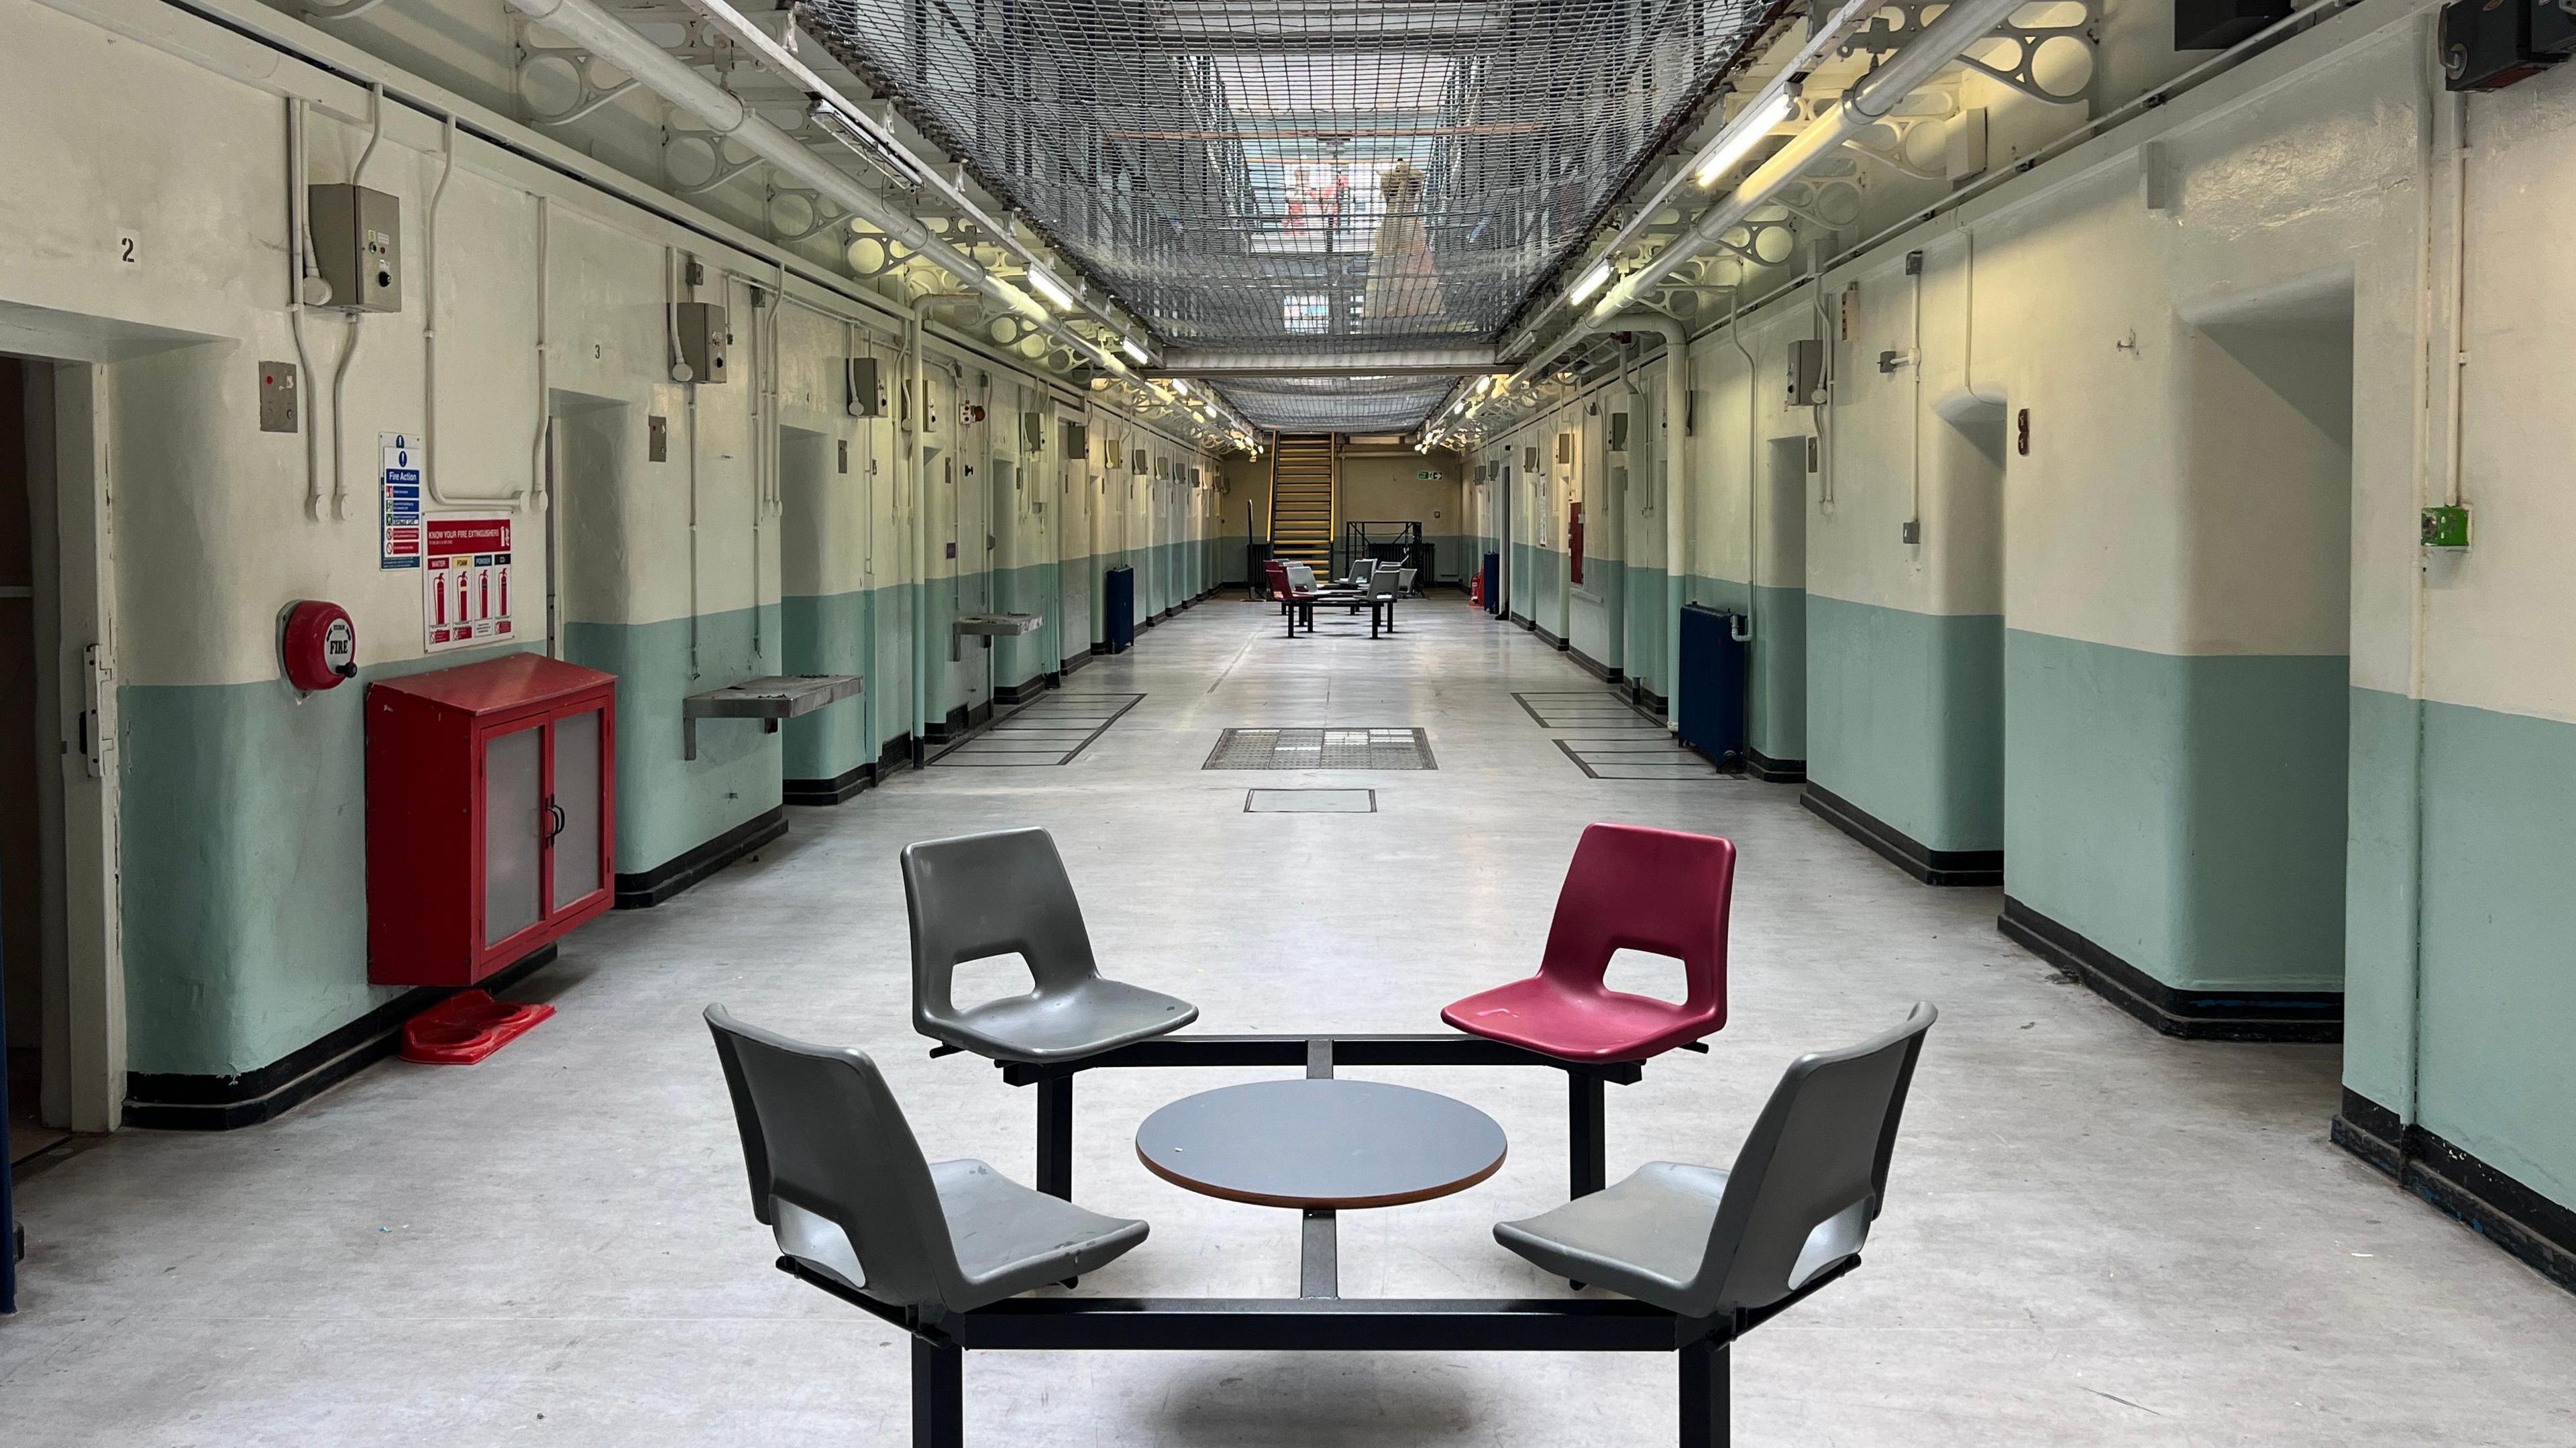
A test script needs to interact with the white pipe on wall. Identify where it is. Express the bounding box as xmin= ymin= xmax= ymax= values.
xmin=286 ymin=97 xmax=321 ymax=520
xmin=327 ymin=80 xmax=389 ymax=521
